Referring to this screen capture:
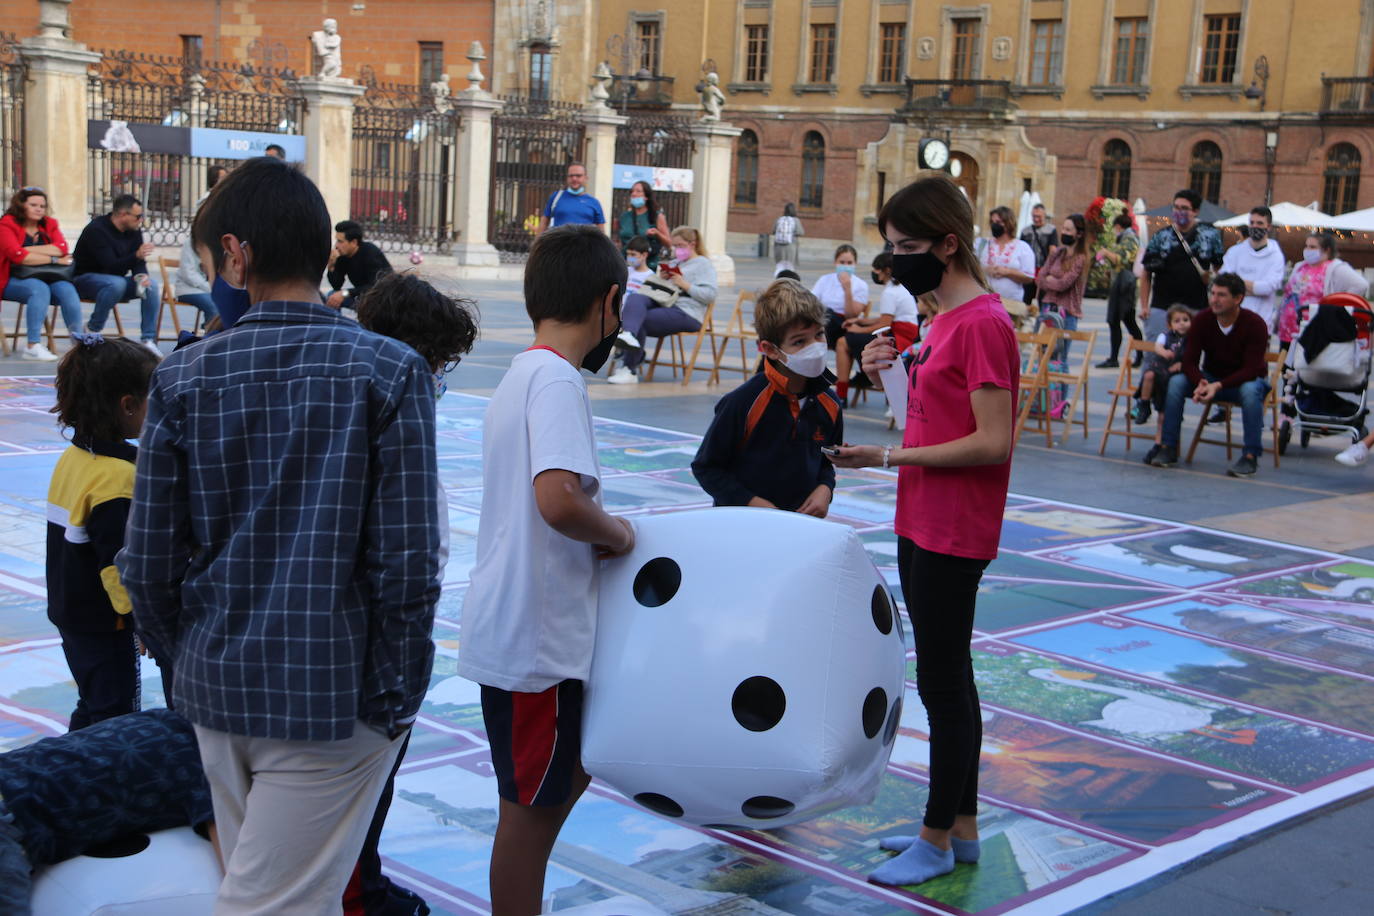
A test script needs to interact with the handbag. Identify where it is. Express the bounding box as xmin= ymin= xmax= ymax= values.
xmin=639 ymin=274 xmax=681 ymax=307
xmin=11 ymin=261 xmax=75 ymax=284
